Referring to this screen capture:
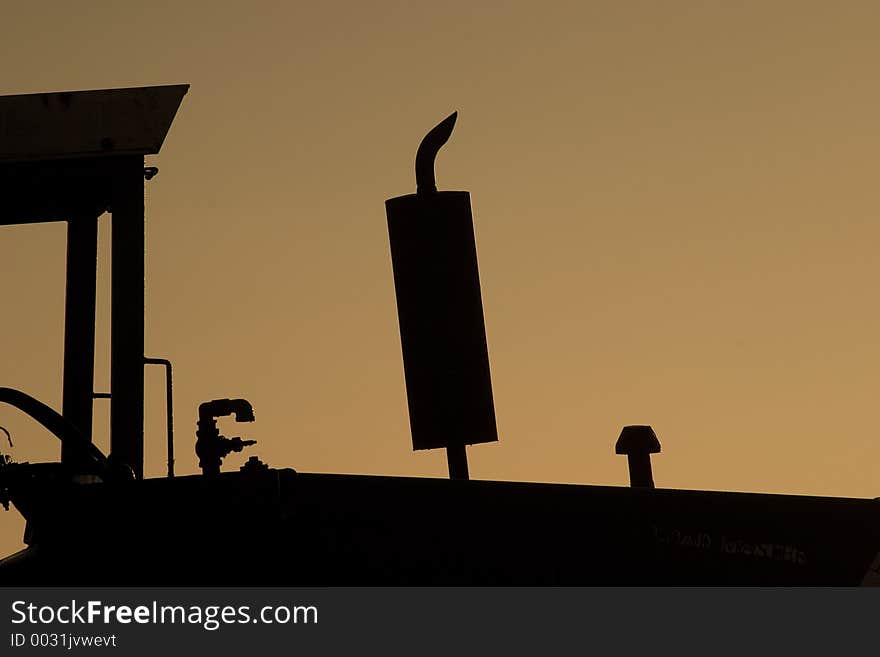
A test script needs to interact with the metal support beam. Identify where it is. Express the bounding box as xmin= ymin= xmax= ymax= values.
xmin=61 ymin=214 xmax=98 ymax=468
xmin=144 ymin=357 xmax=174 ymax=478
xmin=110 ymin=157 xmax=145 ymax=479
xmin=446 ymin=443 xmax=469 ymax=480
